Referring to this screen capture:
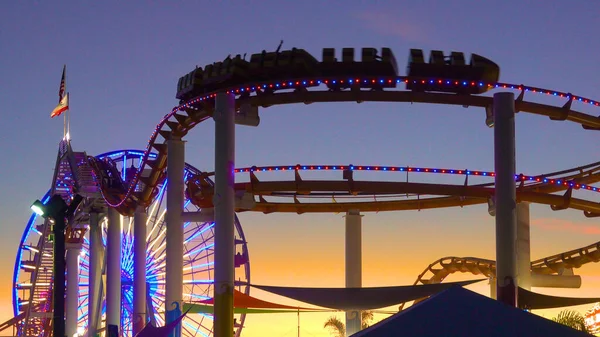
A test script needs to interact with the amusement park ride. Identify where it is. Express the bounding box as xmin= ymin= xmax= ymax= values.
xmin=4 ymin=46 xmax=600 ymax=337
